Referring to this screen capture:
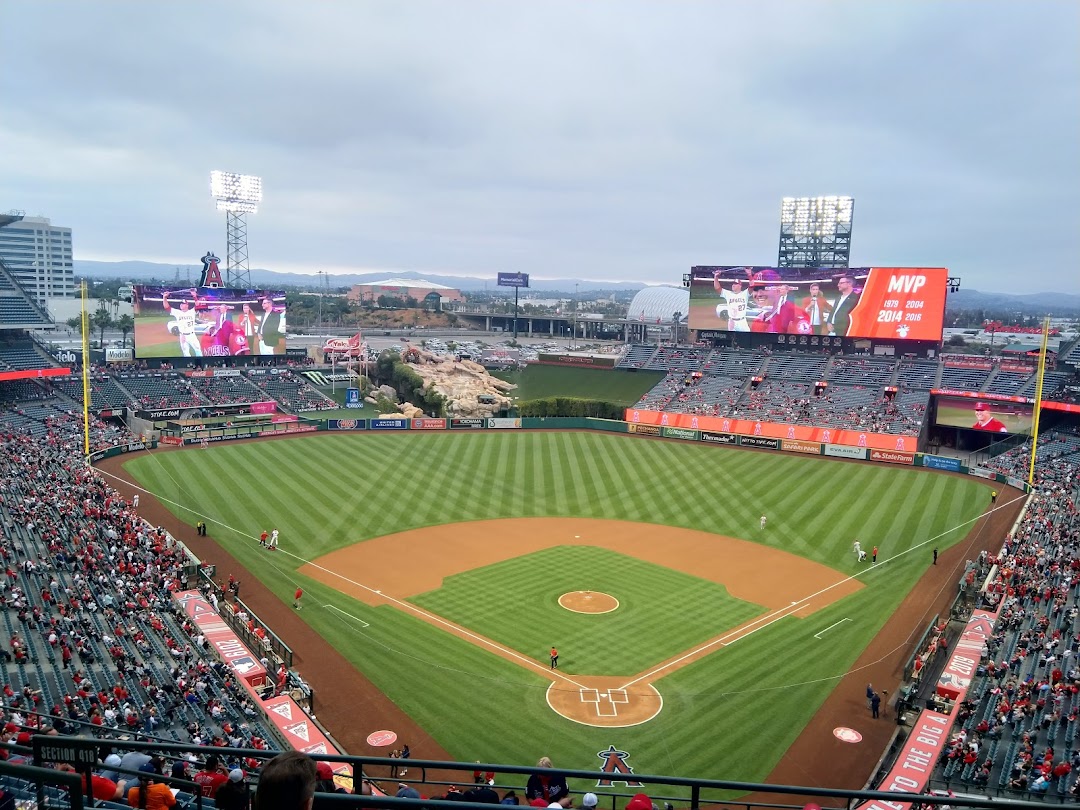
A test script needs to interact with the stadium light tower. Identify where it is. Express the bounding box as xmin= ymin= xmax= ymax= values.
xmin=210 ymin=170 xmax=262 ymax=288
xmin=778 ymin=195 xmax=854 ymax=269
